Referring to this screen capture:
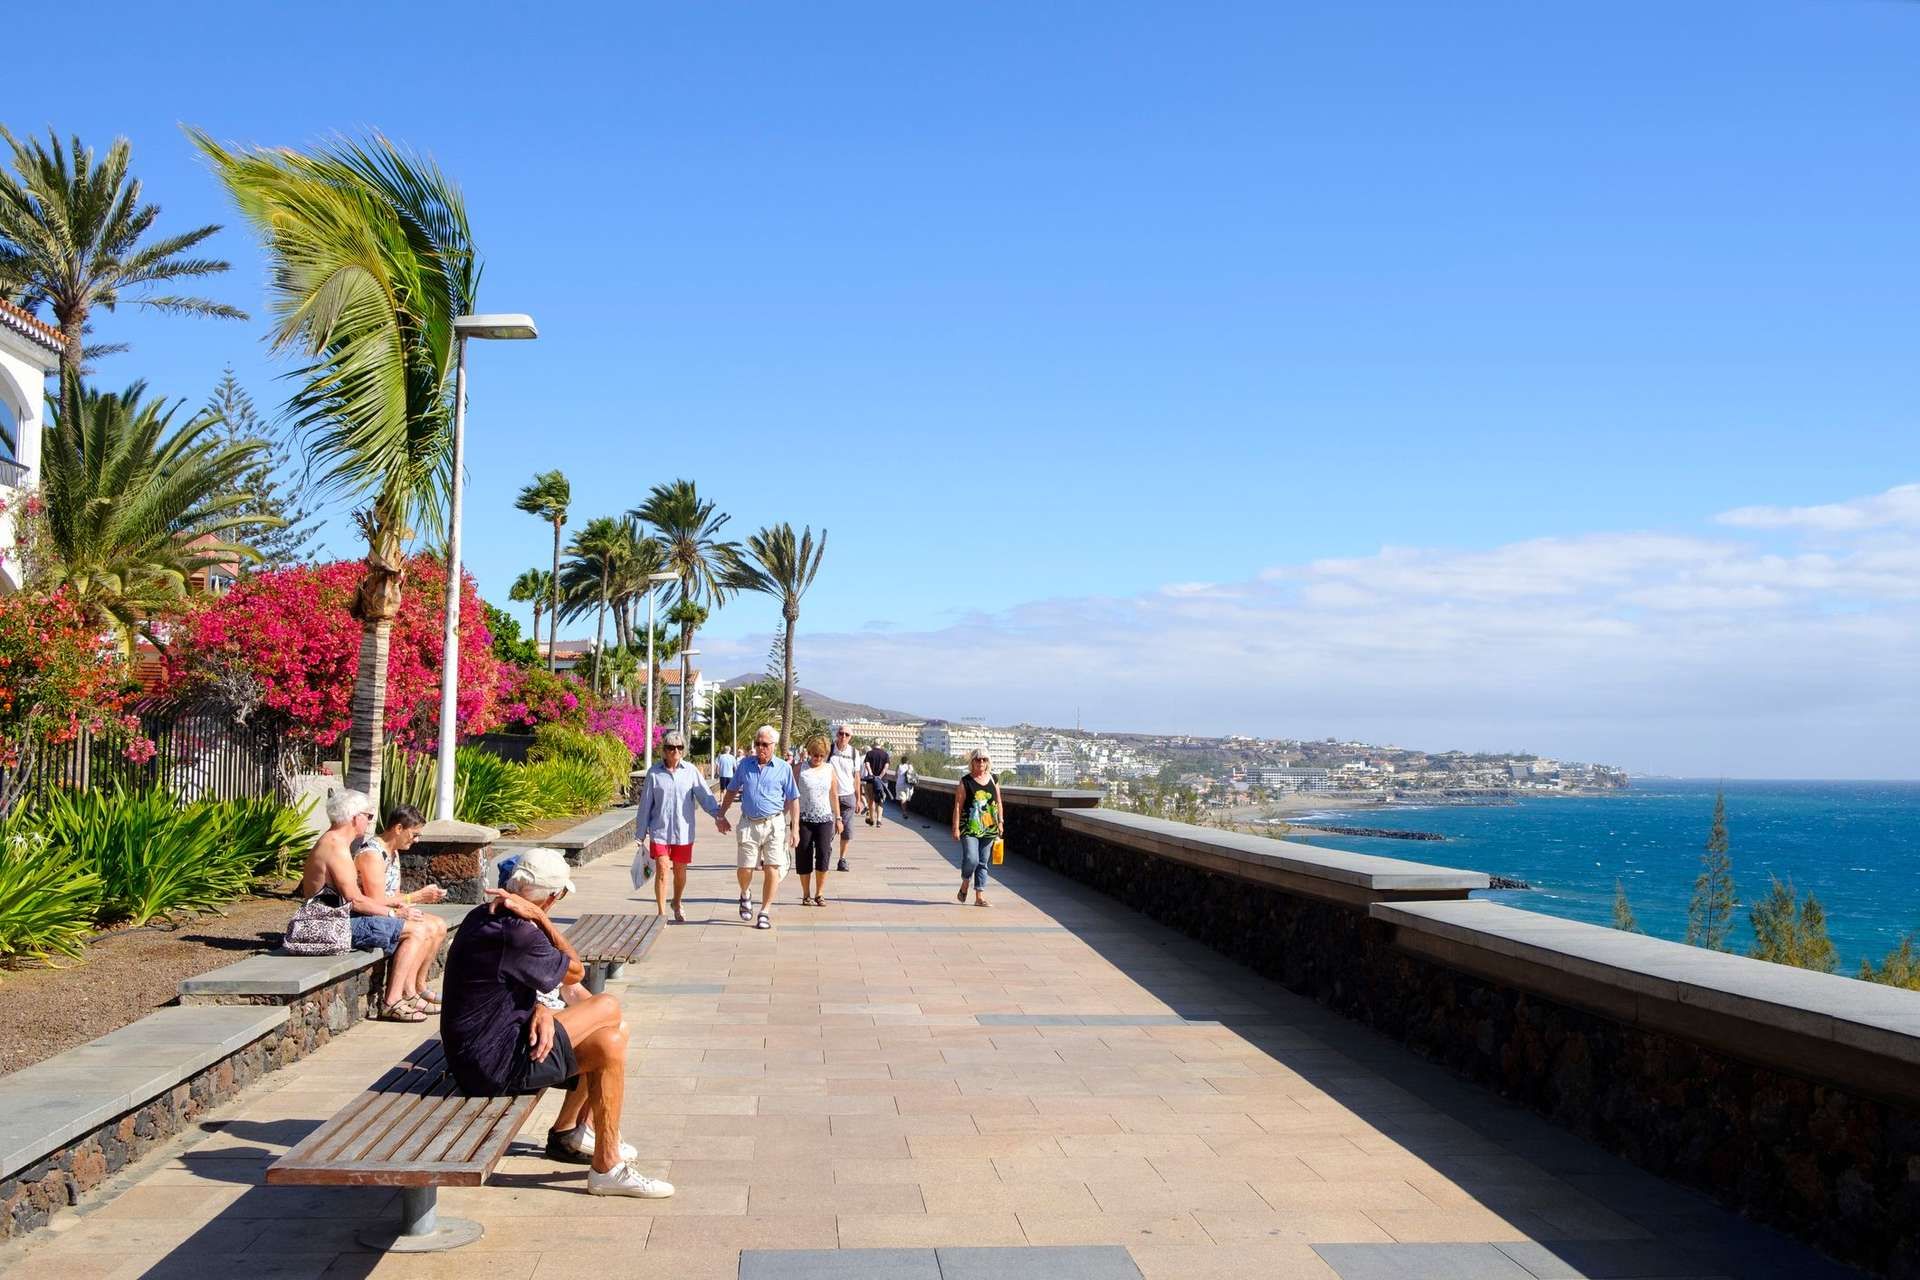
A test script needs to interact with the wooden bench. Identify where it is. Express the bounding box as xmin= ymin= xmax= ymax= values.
xmin=565 ymin=912 xmax=664 ymax=993
xmin=268 ymin=1039 xmax=541 ymax=1251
